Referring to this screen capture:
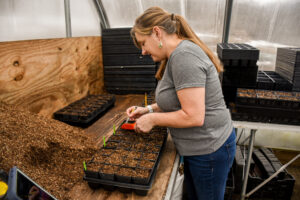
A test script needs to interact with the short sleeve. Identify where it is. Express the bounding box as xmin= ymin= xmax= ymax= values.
xmin=169 ymin=51 xmax=208 ymax=91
